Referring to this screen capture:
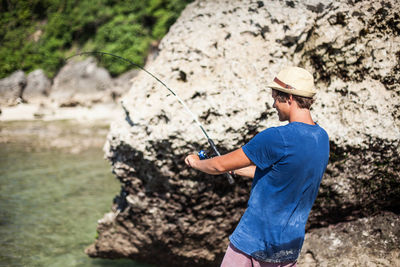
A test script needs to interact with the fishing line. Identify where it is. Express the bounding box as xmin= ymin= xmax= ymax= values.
xmin=65 ymin=51 xmax=235 ymax=184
